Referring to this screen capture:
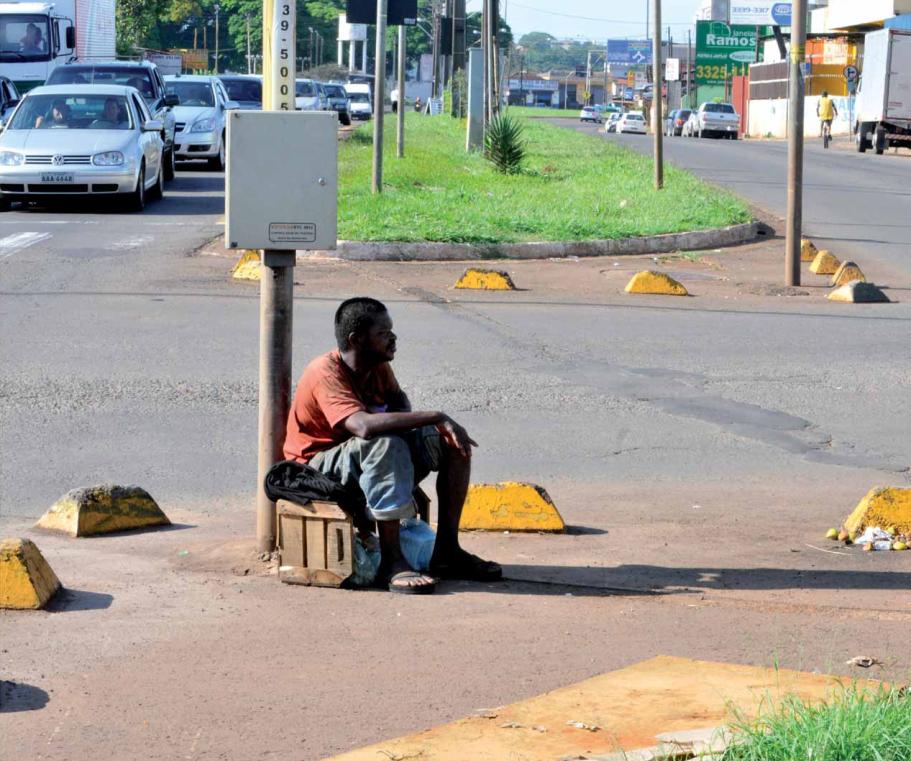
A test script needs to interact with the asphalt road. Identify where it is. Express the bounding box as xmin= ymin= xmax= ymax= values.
xmin=567 ymin=120 xmax=911 ymax=281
